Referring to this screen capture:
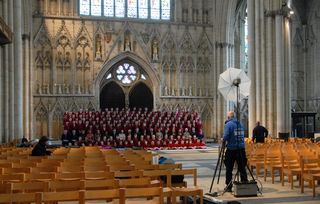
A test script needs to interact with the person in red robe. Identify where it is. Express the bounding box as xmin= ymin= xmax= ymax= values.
xmin=133 ymin=134 xmax=139 ymax=146
xmin=76 ymin=137 xmax=85 ymax=146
